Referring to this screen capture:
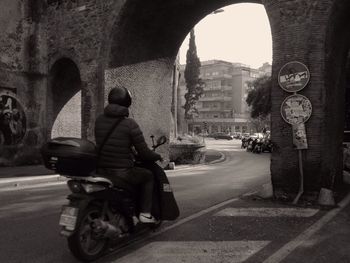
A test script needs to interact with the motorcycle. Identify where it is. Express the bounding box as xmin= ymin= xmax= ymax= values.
xmin=41 ymin=135 xmax=178 ymax=262
xmin=252 ymin=139 xmax=263 ymax=154
xmin=246 ymin=138 xmax=254 ymax=152
xmin=241 ymin=138 xmax=248 ymax=149
xmin=261 ymin=138 xmax=273 ymax=153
